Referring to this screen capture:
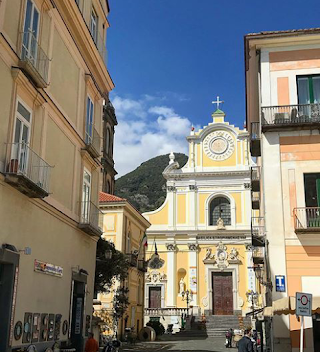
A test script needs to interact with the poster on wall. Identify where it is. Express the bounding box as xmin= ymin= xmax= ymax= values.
xmin=189 ymin=268 xmax=197 ymax=293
